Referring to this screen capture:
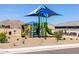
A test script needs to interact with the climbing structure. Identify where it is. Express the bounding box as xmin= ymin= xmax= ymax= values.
xmin=25 ymin=5 xmax=60 ymax=39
